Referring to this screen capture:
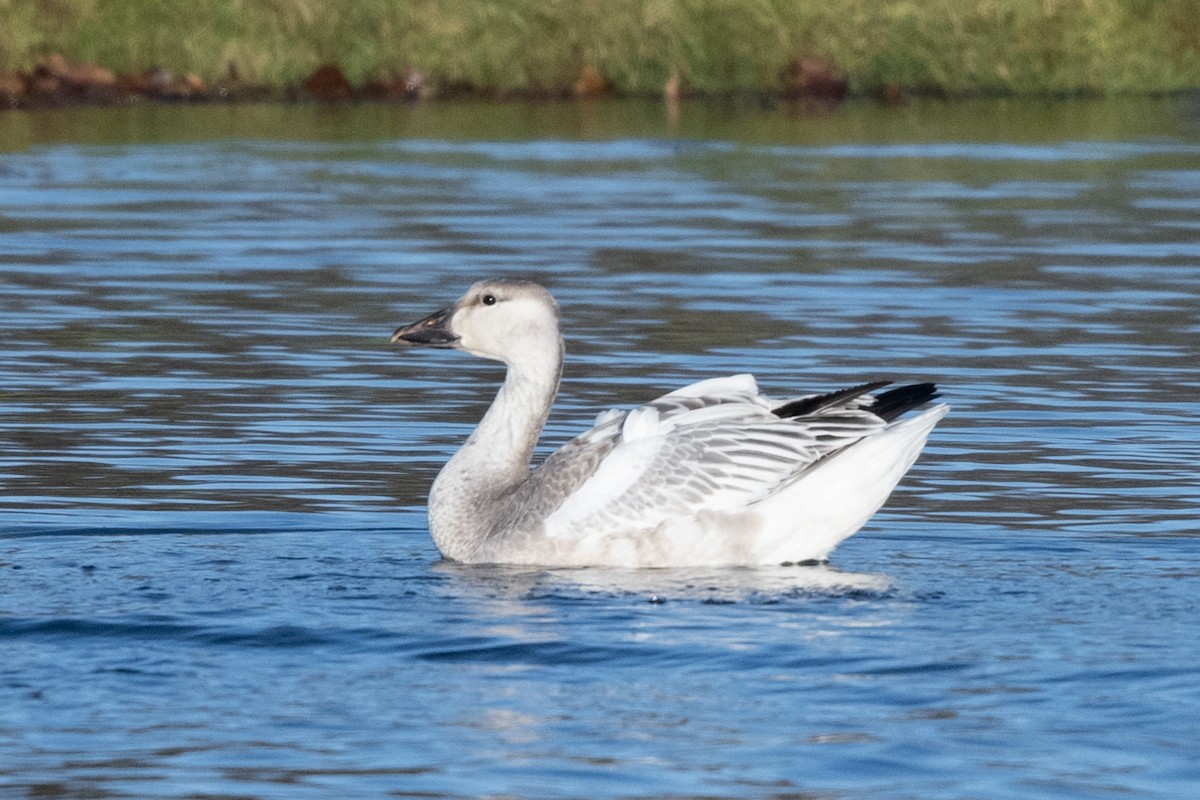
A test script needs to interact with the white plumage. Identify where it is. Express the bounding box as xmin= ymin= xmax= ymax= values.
xmin=392 ymin=279 xmax=948 ymax=567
